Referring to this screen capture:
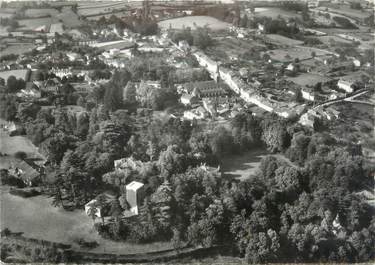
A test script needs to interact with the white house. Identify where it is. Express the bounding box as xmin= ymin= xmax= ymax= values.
xmin=126 ymin=181 xmax=145 ymax=216
xmin=337 ymin=79 xmax=354 ymax=93
xmin=301 ymin=88 xmax=315 ymax=101
xmin=353 ymin=59 xmax=361 ymax=67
